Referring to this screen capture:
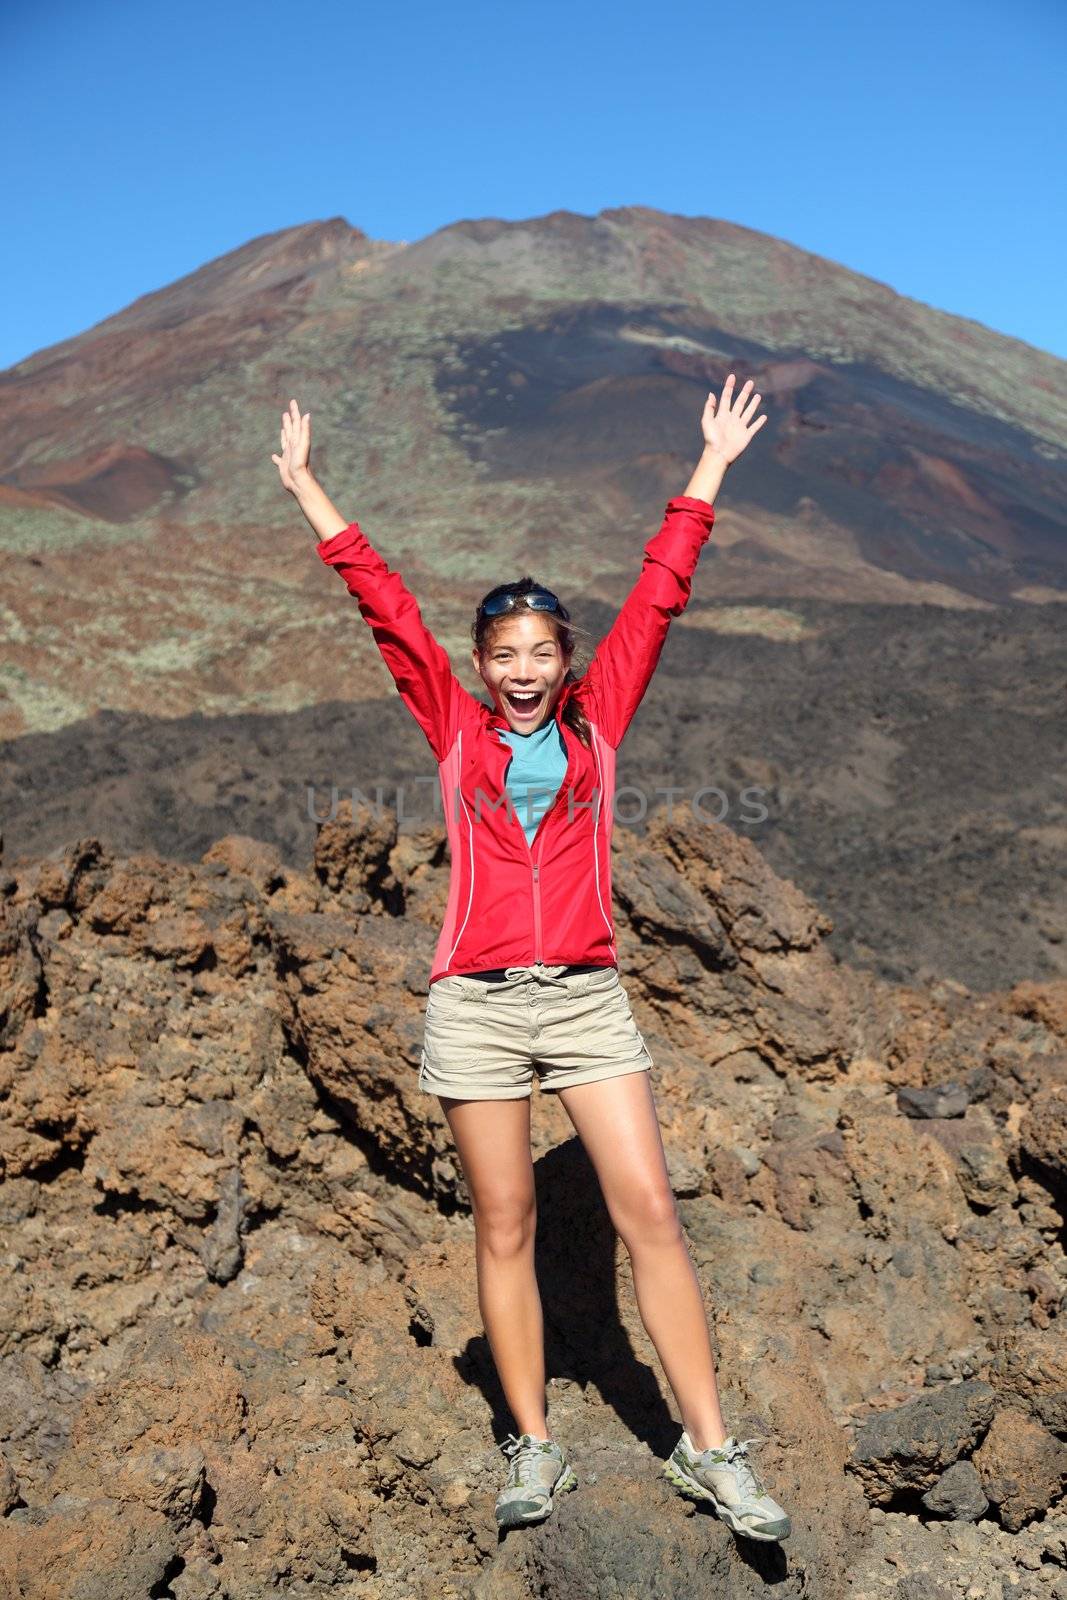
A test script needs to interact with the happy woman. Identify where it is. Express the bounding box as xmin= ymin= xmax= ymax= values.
xmin=271 ymin=373 xmax=791 ymax=1543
